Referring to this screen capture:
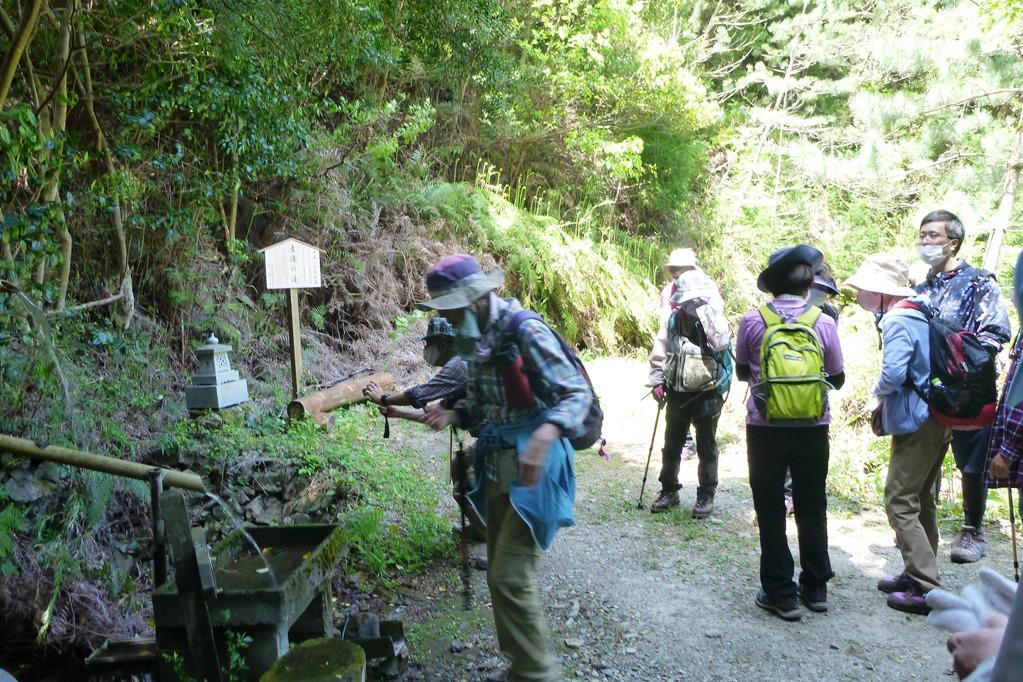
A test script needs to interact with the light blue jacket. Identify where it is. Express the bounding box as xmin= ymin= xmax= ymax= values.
xmin=874 ymin=306 xmax=931 ymax=436
xmin=467 ymin=412 xmax=575 ymax=551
